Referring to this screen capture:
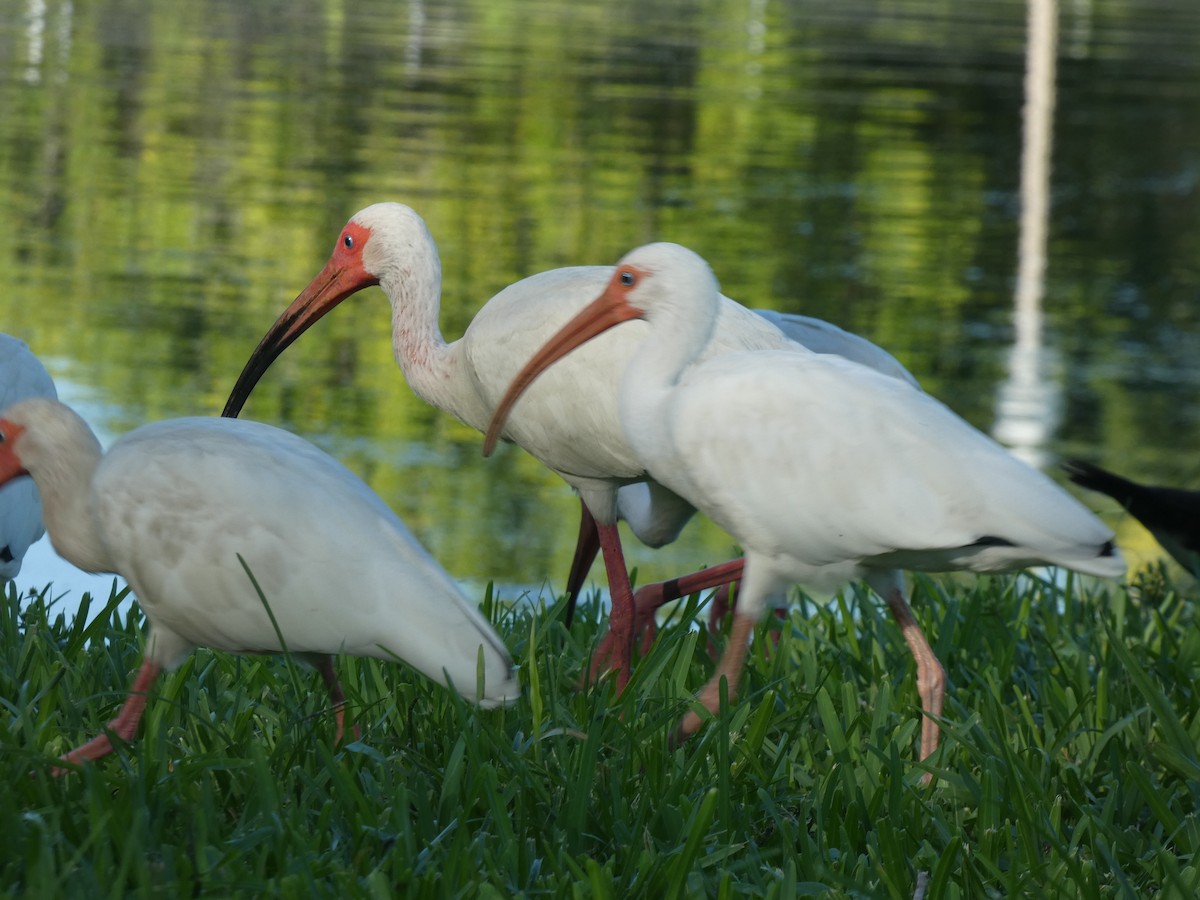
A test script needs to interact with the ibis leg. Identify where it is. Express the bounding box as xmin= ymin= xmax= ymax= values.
xmin=562 ymin=500 xmax=601 ymax=629
xmin=585 ymin=557 xmax=747 ymax=683
xmin=56 ymin=659 xmax=163 ymax=774
xmin=315 ymin=655 xmax=360 ymax=743
xmin=881 ymin=587 xmax=946 ymax=779
xmin=674 ymin=611 xmax=756 ymax=742
xmin=596 ymin=521 xmax=636 ymax=691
